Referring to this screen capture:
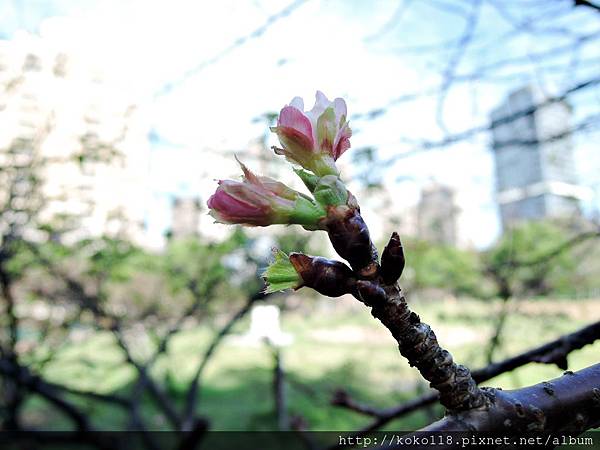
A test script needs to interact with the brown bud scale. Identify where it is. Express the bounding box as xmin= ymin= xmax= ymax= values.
xmin=289 ymin=253 xmax=356 ymax=298
xmin=381 ymin=232 xmax=405 ymax=284
xmin=324 ymin=206 xmax=378 ymax=274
